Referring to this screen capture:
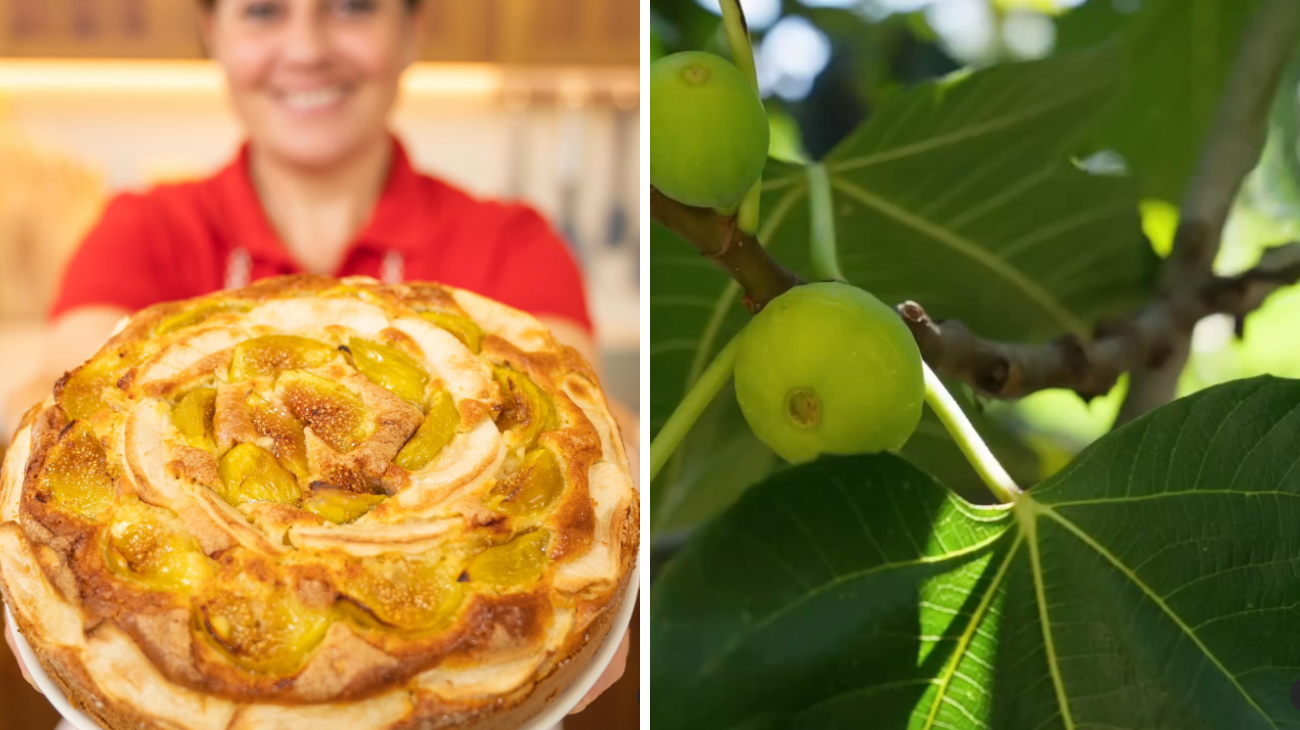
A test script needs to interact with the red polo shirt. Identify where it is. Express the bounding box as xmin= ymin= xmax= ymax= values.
xmin=50 ymin=138 xmax=592 ymax=332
